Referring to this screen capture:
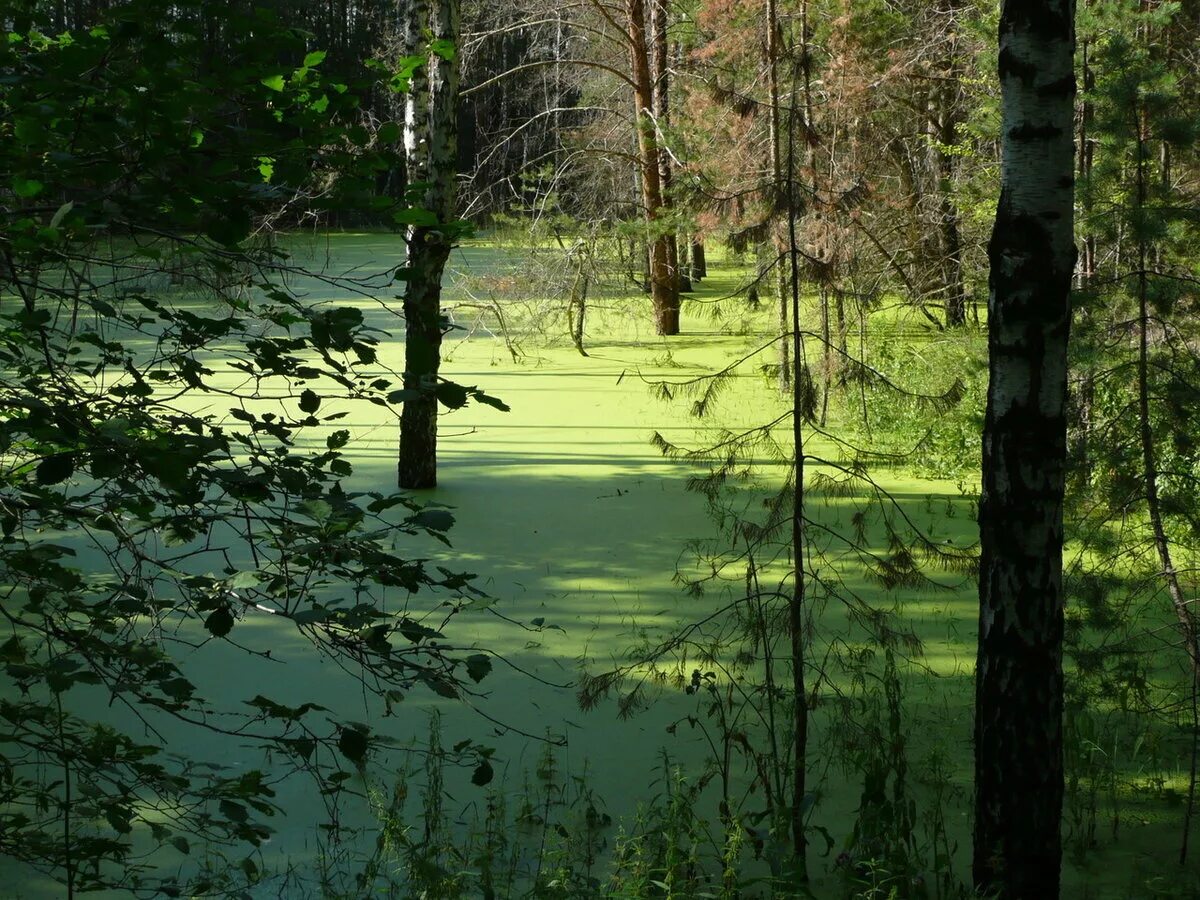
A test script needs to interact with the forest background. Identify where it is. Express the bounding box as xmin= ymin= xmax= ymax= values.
xmin=0 ymin=0 xmax=1198 ymax=898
